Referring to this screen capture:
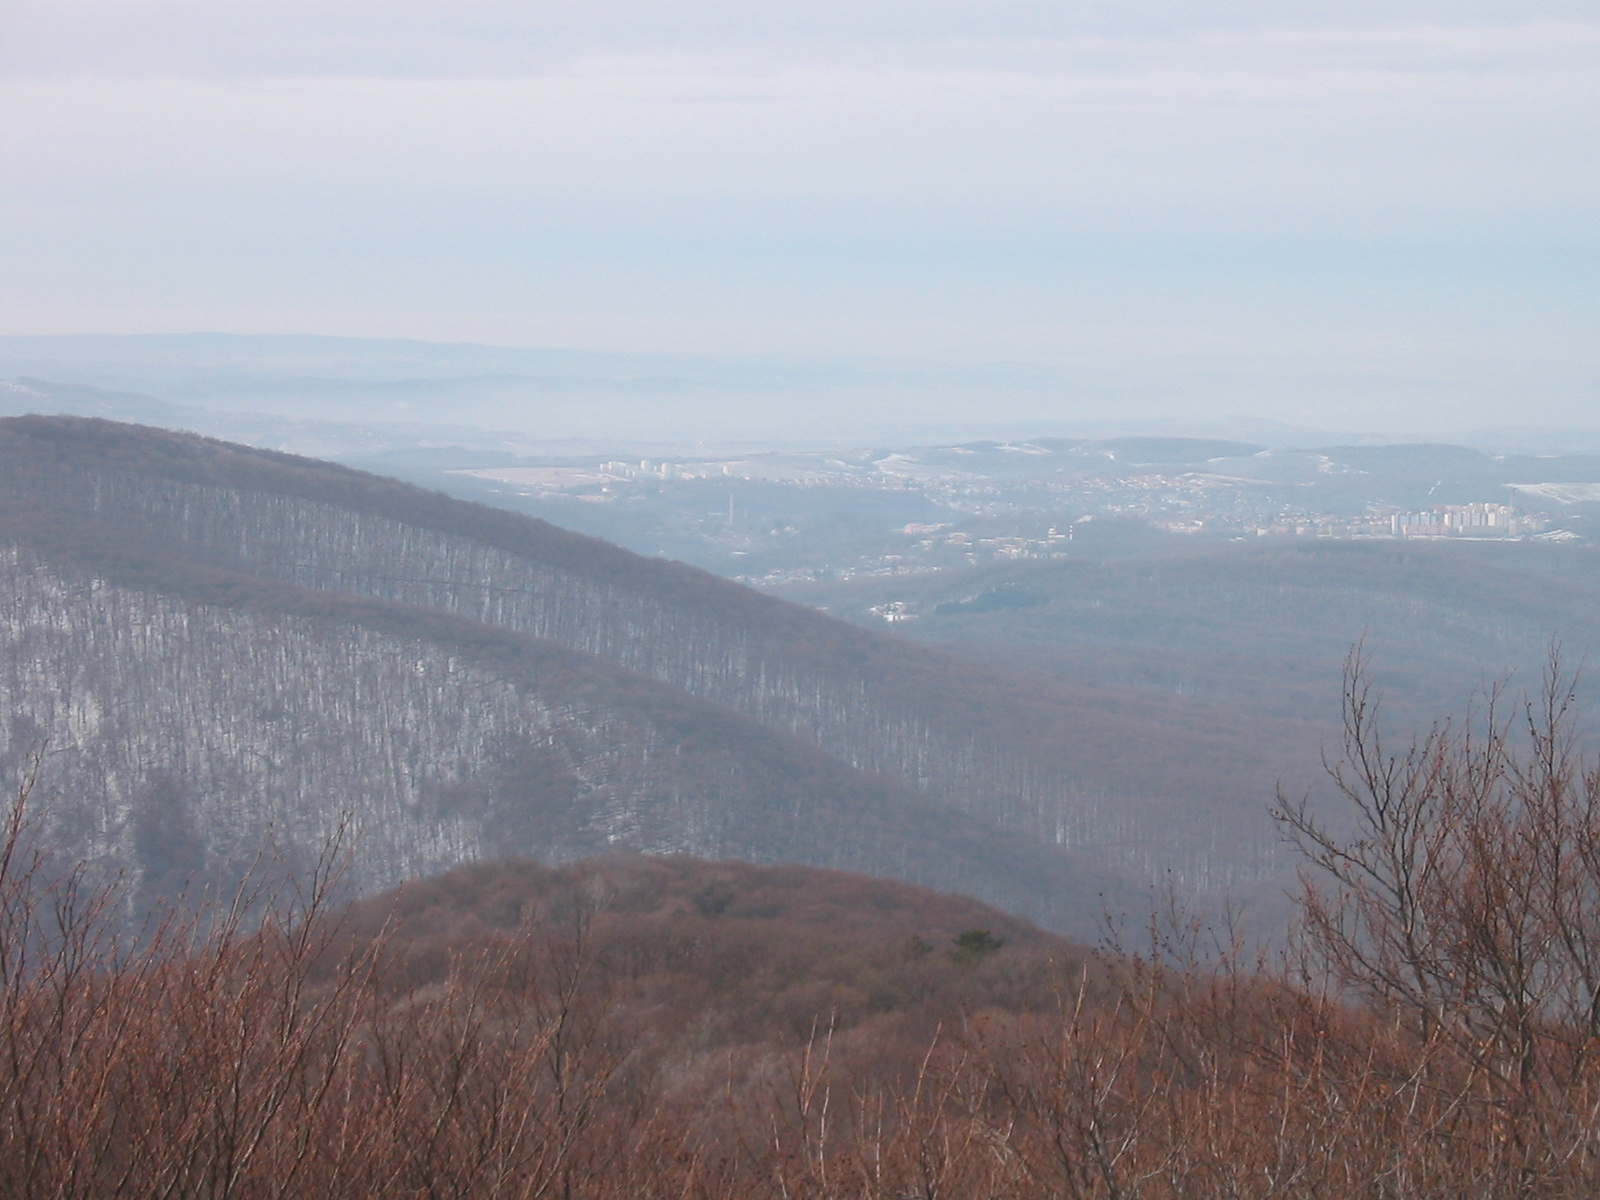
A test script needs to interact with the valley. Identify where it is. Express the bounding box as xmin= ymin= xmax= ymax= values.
xmin=6 ymin=403 xmax=1600 ymax=938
